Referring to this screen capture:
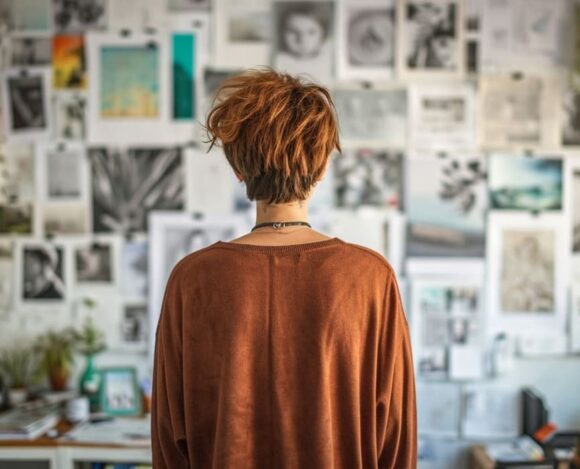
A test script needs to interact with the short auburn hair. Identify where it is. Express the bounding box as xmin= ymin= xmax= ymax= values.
xmin=203 ymin=67 xmax=341 ymax=204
